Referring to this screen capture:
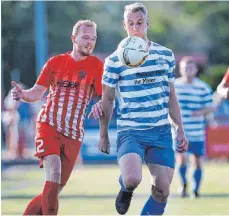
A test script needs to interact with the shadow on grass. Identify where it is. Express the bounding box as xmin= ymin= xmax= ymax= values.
xmin=2 ymin=193 xmax=229 ymax=200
